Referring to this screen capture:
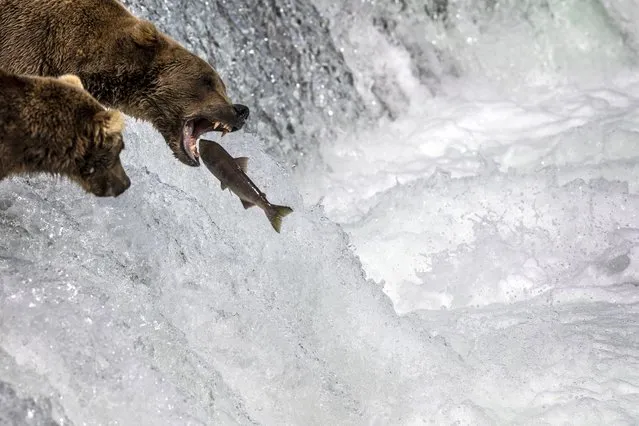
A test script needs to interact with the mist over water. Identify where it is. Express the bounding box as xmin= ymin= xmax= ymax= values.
xmin=2 ymin=0 xmax=639 ymax=425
